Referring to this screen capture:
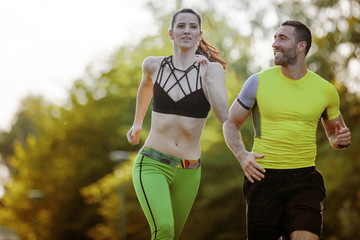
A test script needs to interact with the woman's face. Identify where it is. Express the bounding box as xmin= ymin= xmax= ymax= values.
xmin=169 ymin=12 xmax=202 ymax=49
